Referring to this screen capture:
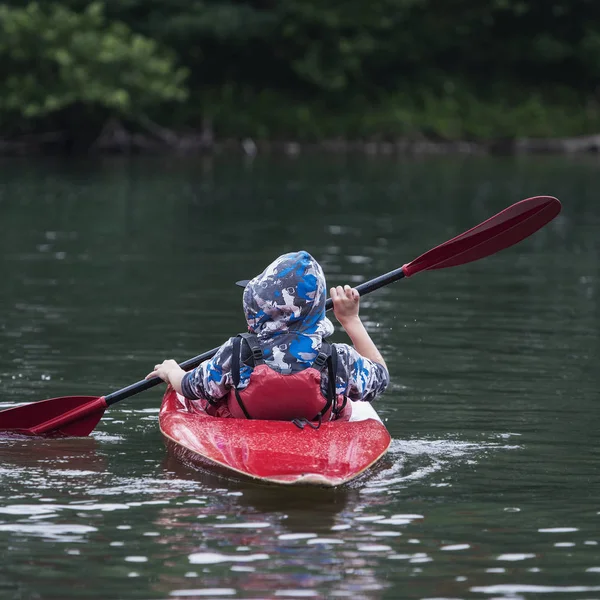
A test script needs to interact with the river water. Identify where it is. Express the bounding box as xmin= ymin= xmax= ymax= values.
xmin=0 ymin=155 xmax=598 ymax=599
